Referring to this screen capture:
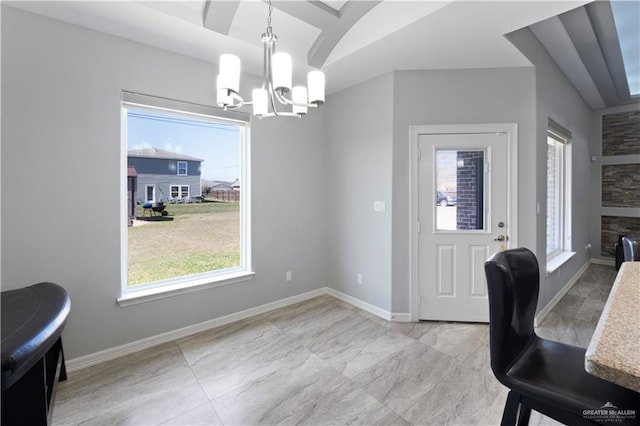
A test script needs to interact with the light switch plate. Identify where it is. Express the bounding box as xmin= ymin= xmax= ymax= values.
xmin=373 ymin=201 xmax=386 ymax=212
